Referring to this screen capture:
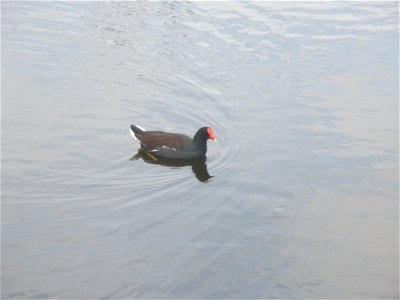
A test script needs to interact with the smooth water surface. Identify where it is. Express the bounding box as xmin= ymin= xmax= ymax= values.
xmin=2 ymin=2 xmax=399 ymax=299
